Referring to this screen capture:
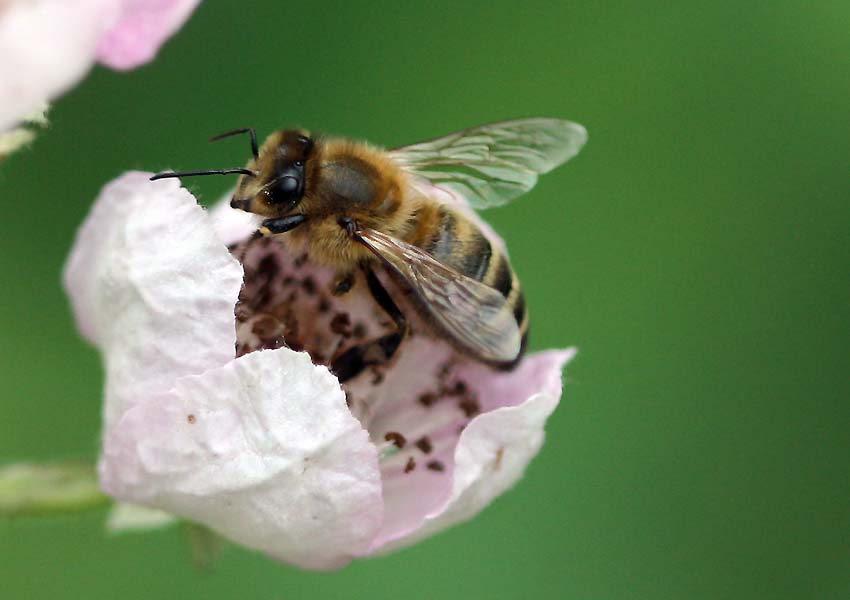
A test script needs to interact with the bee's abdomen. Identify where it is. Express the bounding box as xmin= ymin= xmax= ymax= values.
xmin=424 ymin=209 xmax=492 ymax=280
xmin=424 ymin=208 xmax=529 ymax=362
xmin=485 ymin=246 xmax=529 ymax=368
